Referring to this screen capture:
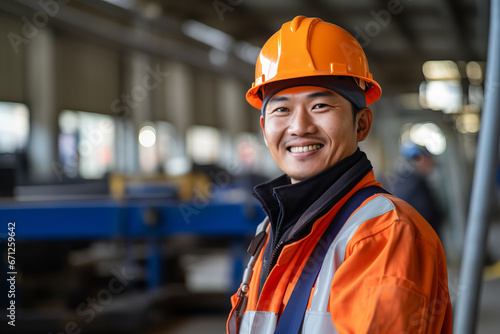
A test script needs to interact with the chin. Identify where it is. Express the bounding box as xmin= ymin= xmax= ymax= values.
xmin=287 ymin=171 xmax=315 ymax=183
xmin=286 ymin=165 xmax=322 ymax=178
